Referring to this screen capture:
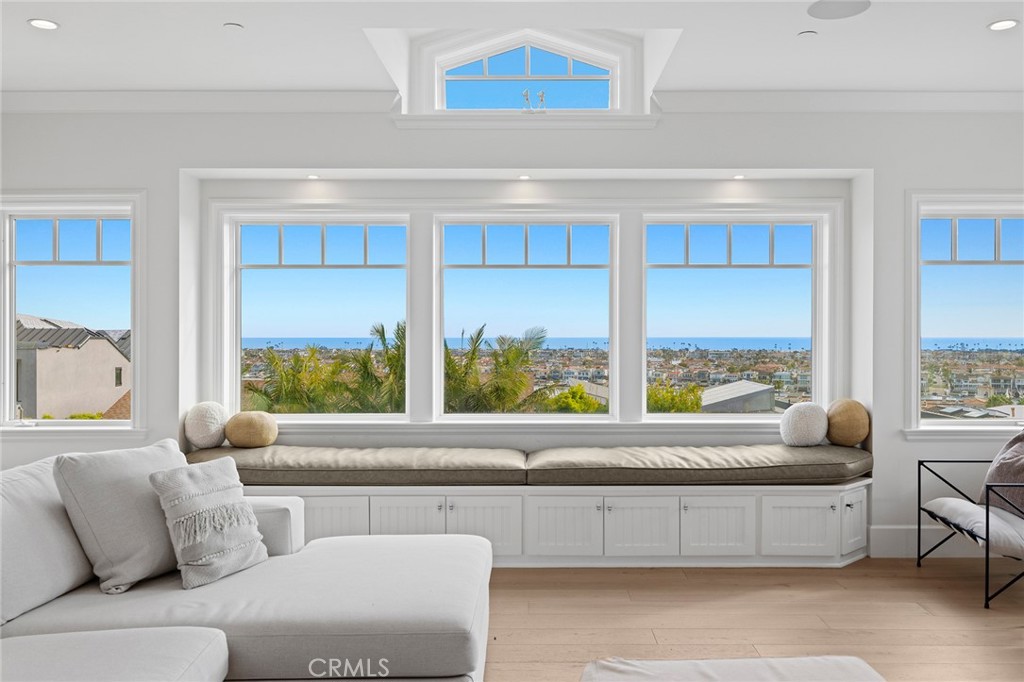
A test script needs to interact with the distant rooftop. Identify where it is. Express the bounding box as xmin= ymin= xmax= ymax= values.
xmin=16 ymin=314 xmax=131 ymax=361
xmin=702 ymin=379 xmax=773 ymax=407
